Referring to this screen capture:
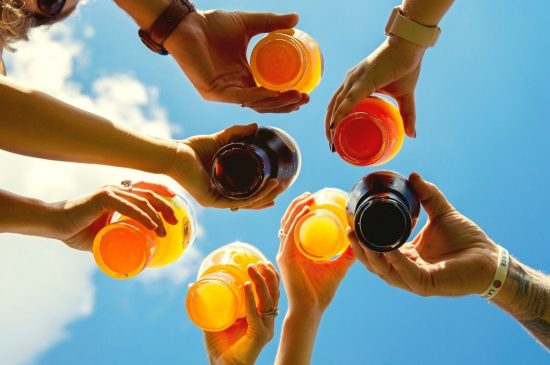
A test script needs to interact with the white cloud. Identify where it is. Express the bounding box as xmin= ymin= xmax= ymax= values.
xmin=0 ymin=22 xmax=202 ymax=365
